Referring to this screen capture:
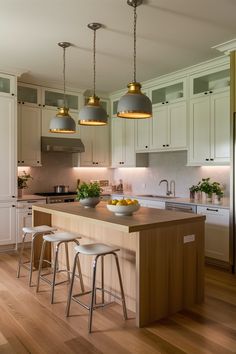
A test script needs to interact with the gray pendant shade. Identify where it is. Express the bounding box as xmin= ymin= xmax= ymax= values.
xmin=49 ymin=107 xmax=76 ymax=133
xmin=79 ymin=96 xmax=107 ymax=126
xmin=117 ymin=84 xmax=152 ymax=119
